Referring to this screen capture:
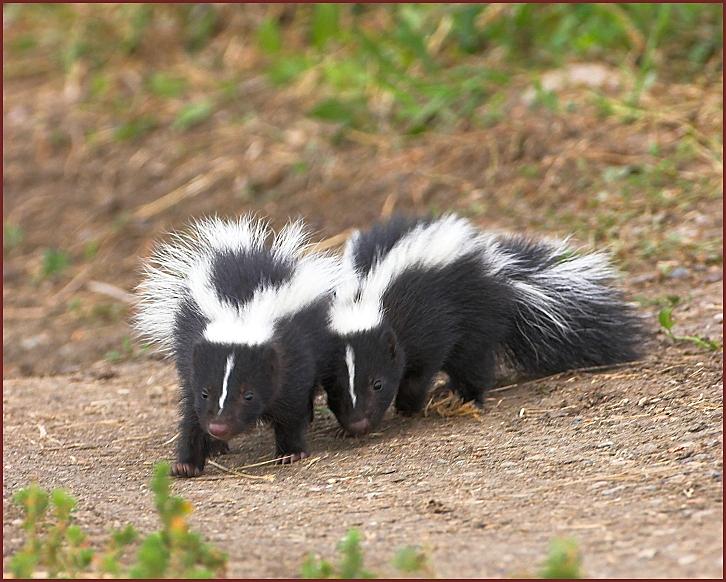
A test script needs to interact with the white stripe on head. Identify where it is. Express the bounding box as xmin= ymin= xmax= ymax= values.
xmin=345 ymin=344 xmax=356 ymax=408
xmin=330 ymin=214 xmax=480 ymax=335
xmin=218 ymin=353 xmax=235 ymax=413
